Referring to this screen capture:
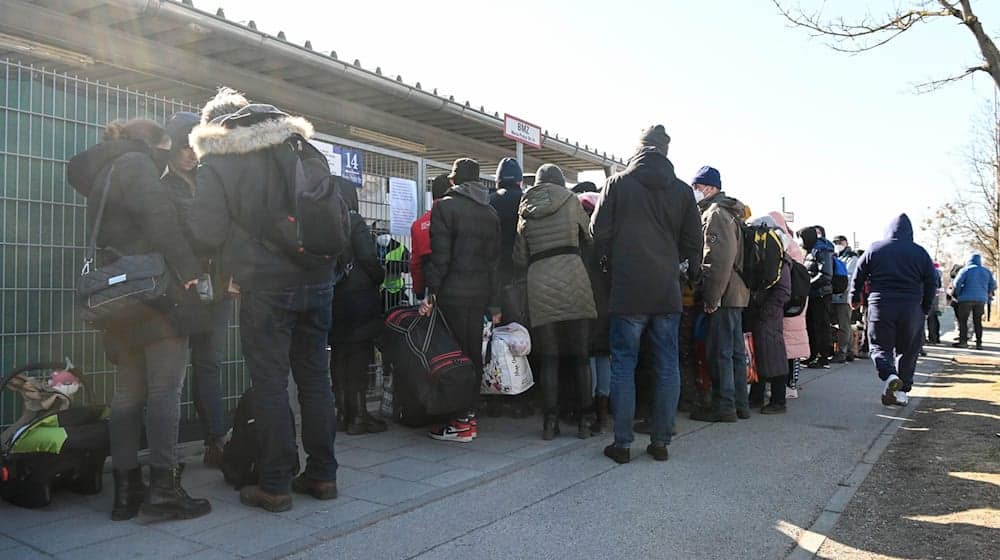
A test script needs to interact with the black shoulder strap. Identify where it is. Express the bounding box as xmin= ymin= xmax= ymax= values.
xmin=83 ymin=165 xmax=115 ymax=272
